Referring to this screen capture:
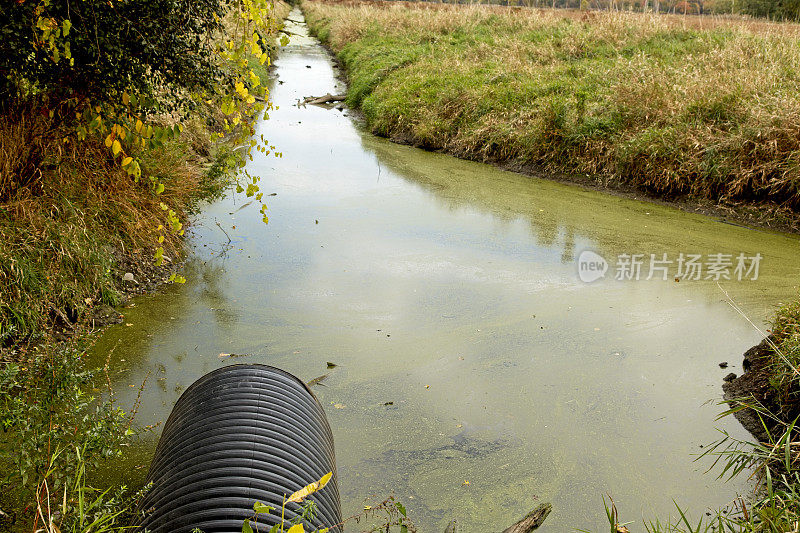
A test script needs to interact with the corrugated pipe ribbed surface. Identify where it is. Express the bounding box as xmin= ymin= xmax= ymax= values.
xmin=135 ymin=364 xmax=342 ymax=533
